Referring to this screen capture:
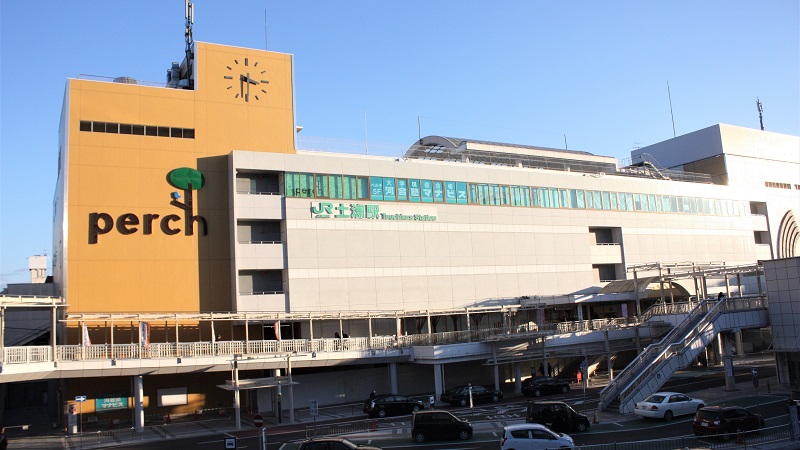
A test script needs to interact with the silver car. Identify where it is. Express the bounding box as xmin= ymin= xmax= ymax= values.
xmin=634 ymin=391 xmax=705 ymax=421
xmin=501 ymin=423 xmax=575 ymax=450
